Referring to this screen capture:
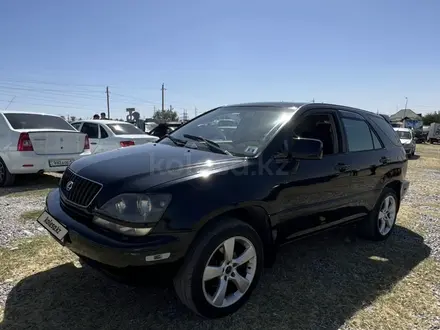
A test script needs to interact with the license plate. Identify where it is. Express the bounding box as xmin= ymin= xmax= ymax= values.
xmin=49 ymin=159 xmax=73 ymax=167
xmin=37 ymin=211 xmax=68 ymax=241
